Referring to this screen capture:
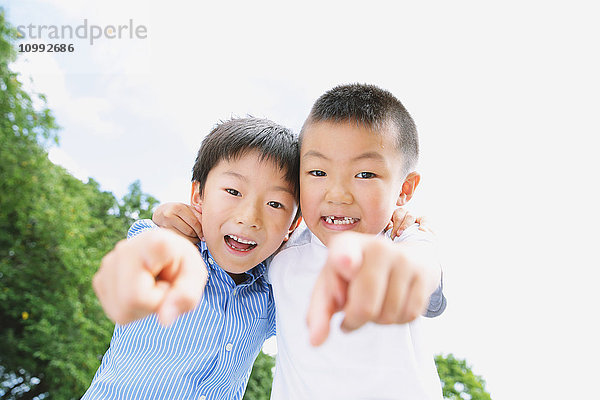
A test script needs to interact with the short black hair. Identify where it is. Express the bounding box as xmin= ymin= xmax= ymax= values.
xmin=301 ymin=83 xmax=419 ymax=174
xmin=192 ymin=117 xmax=299 ymax=199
